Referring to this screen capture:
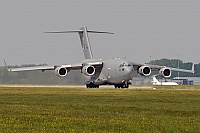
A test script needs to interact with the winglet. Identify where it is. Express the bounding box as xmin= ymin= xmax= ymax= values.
xmin=191 ymin=63 xmax=195 ymax=73
xmin=3 ymin=59 xmax=11 ymax=71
